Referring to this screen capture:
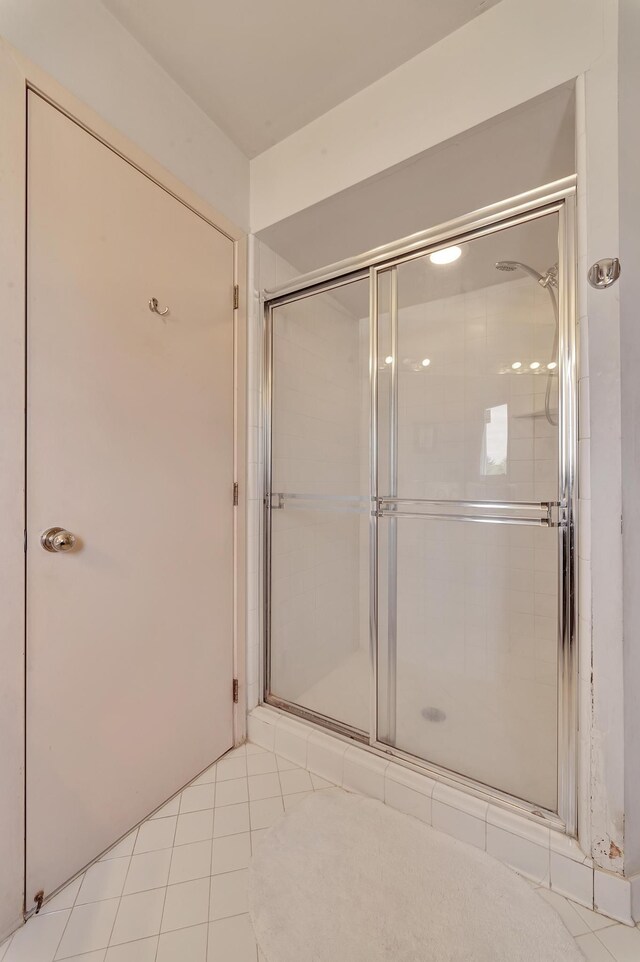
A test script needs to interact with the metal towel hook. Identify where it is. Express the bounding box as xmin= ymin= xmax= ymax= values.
xmin=149 ymin=297 xmax=169 ymax=316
